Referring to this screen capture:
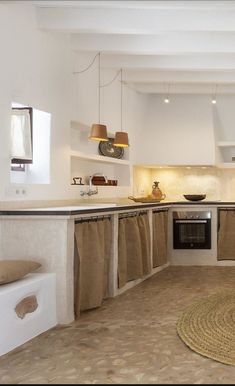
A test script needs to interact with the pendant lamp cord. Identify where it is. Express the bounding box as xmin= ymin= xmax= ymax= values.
xmin=98 ymin=52 xmax=101 ymax=124
xmin=73 ymin=52 xmax=121 ymax=88
xmin=100 ymin=69 xmax=122 ymax=88
xmin=121 ymin=68 xmax=123 ymax=132
xmin=73 ymin=51 xmax=102 ymax=124
xmin=73 ymin=53 xmax=125 ymax=127
xmin=73 ymin=52 xmax=100 ymax=74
